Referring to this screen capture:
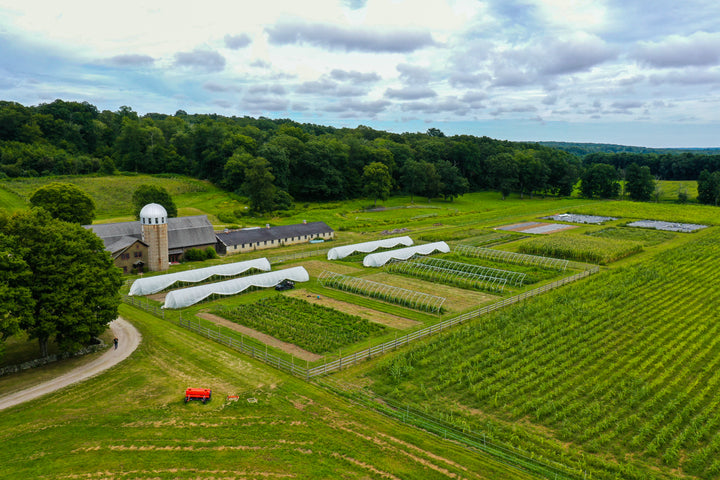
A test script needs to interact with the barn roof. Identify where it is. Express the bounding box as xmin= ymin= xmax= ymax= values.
xmin=216 ymin=221 xmax=334 ymax=247
xmin=85 ymin=215 xmax=215 ymax=254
